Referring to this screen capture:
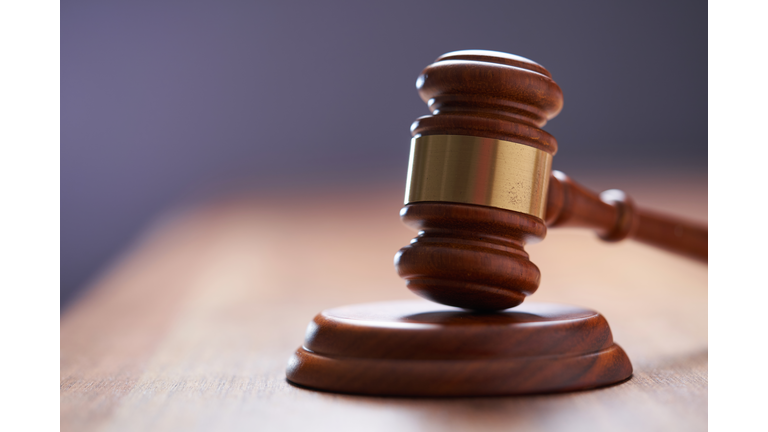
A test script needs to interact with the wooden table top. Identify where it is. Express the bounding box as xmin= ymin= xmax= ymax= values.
xmin=61 ymin=174 xmax=708 ymax=432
